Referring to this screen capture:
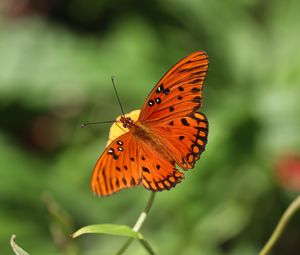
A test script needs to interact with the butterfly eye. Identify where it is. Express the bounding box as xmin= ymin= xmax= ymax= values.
xmin=118 ymin=147 xmax=124 ymax=151
xmin=117 ymin=140 xmax=123 ymax=145
xmin=155 ymin=98 xmax=161 ymax=104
